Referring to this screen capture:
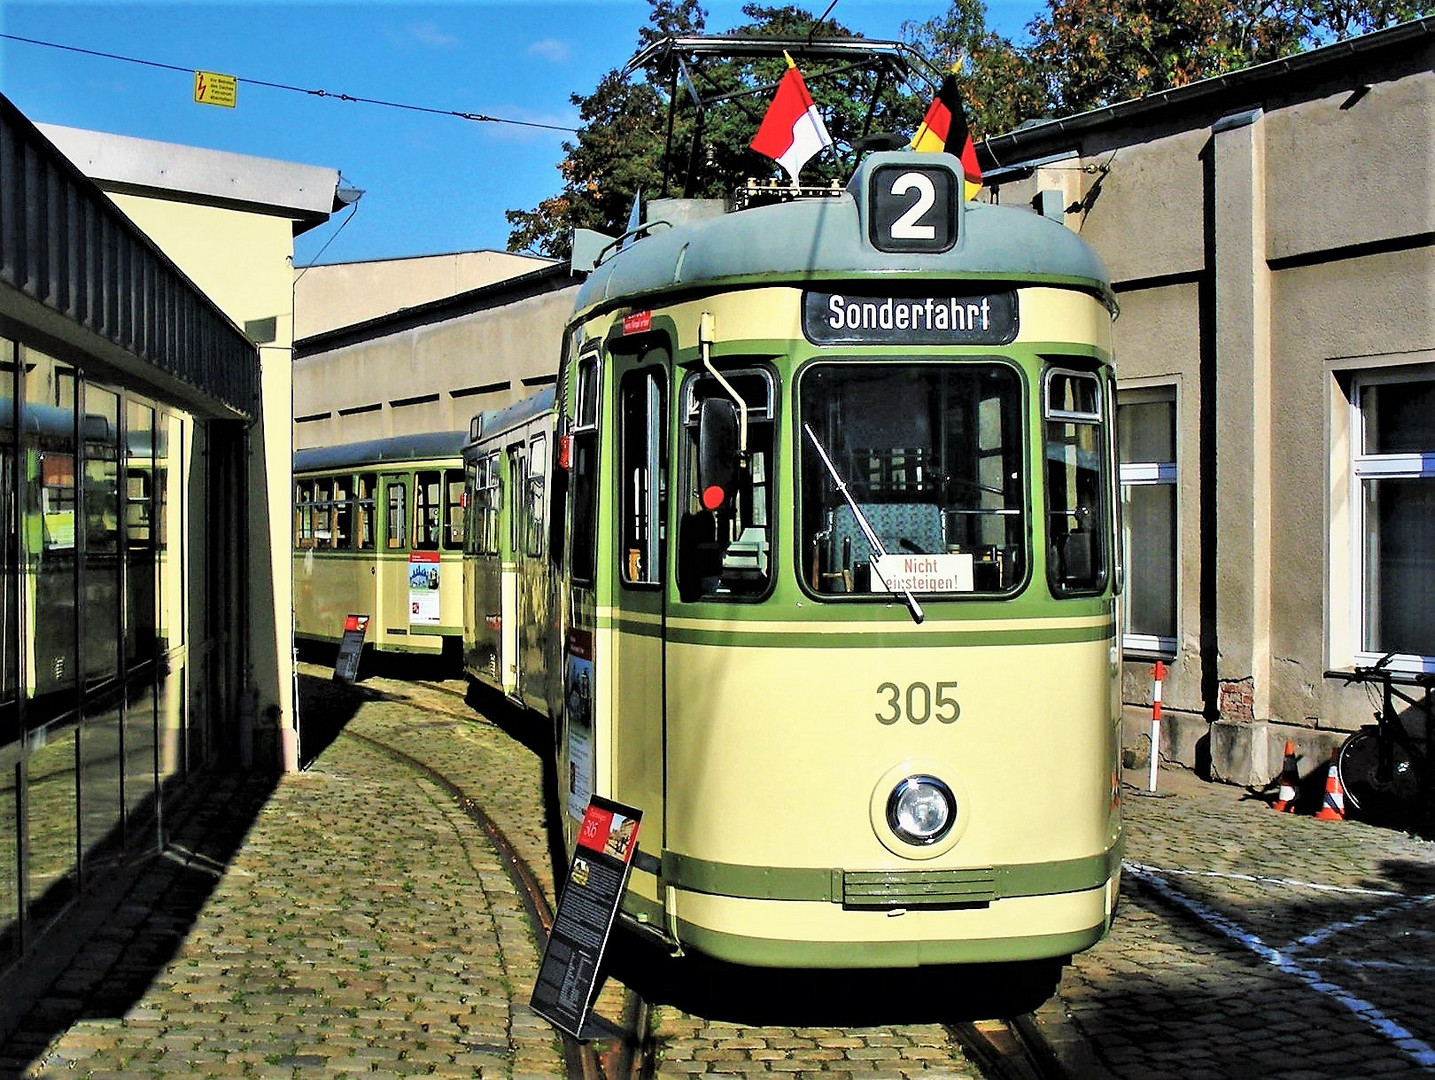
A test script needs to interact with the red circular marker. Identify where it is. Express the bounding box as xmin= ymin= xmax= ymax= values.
xmin=701 ymin=485 xmax=726 ymax=510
